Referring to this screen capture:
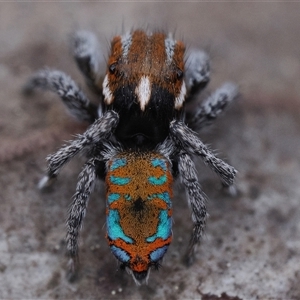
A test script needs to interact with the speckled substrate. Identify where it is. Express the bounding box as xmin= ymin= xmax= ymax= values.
xmin=1 ymin=3 xmax=300 ymax=300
